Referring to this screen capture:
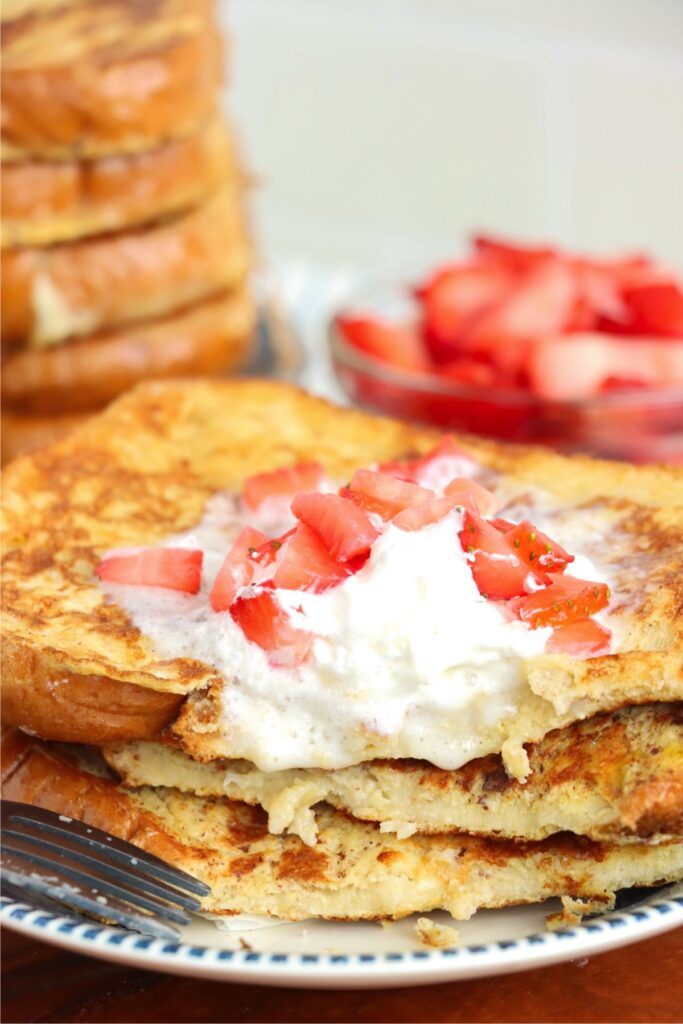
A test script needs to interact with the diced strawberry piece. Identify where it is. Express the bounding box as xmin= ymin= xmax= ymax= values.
xmin=622 ymin=282 xmax=683 ymax=337
xmin=546 ymin=619 xmax=611 ymax=657
xmin=338 ymin=485 xmax=362 ymax=504
xmin=291 ymin=492 xmax=379 ymax=563
xmin=248 ymin=529 xmax=296 ymax=568
xmin=420 ymin=263 xmax=511 ymax=364
xmin=96 ymin=548 xmax=202 ymax=593
xmin=466 ymin=550 xmax=535 ymax=601
xmin=444 ymin=478 xmax=501 ymax=517
xmin=572 ymin=262 xmax=626 ymax=327
xmin=380 ymin=437 xmax=478 ymax=489
xmin=335 ymin=314 xmax=430 ymax=372
xmin=243 ymin=463 xmax=325 ymax=515
xmin=461 ymin=260 xmax=578 ymax=375
xmin=415 ymin=436 xmax=481 ymax=484
xmin=458 ymin=512 xmax=547 ymax=599
xmin=528 ymin=334 xmax=683 ymax=400
xmin=594 ymin=253 xmax=654 ymax=282
xmin=439 ymin=358 xmax=501 ymax=388
xmin=508 ymin=576 xmax=610 ymax=629
xmin=272 ymin=523 xmax=352 ymax=592
xmin=599 ymin=376 xmax=651 ymax=393
xmin=374 ymin=460 xmax=419 ymax=483
xmin=527 ymin=335 xmax=610 ymax=399
xmin=348 ymin=469 xmax=434 ymax=519
xmin=563 ymin=291 xmax=597 ymax=334
xmin=490 ymin=518 xmax=516 ymax=533
xmin=506 ymin=519 xmax=574 ymax=573
xmin=229 ymin=590 xmax=314 ymax=667
xmin=472 ymin=235 xmax=557 ymax=274
xmin=394 ymin=496 xmax=457 ymax=531
xmin=210 ymin=527 xmax=268 ymax=611
xmin=346 ymin=551 xmax=372 ymax=574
